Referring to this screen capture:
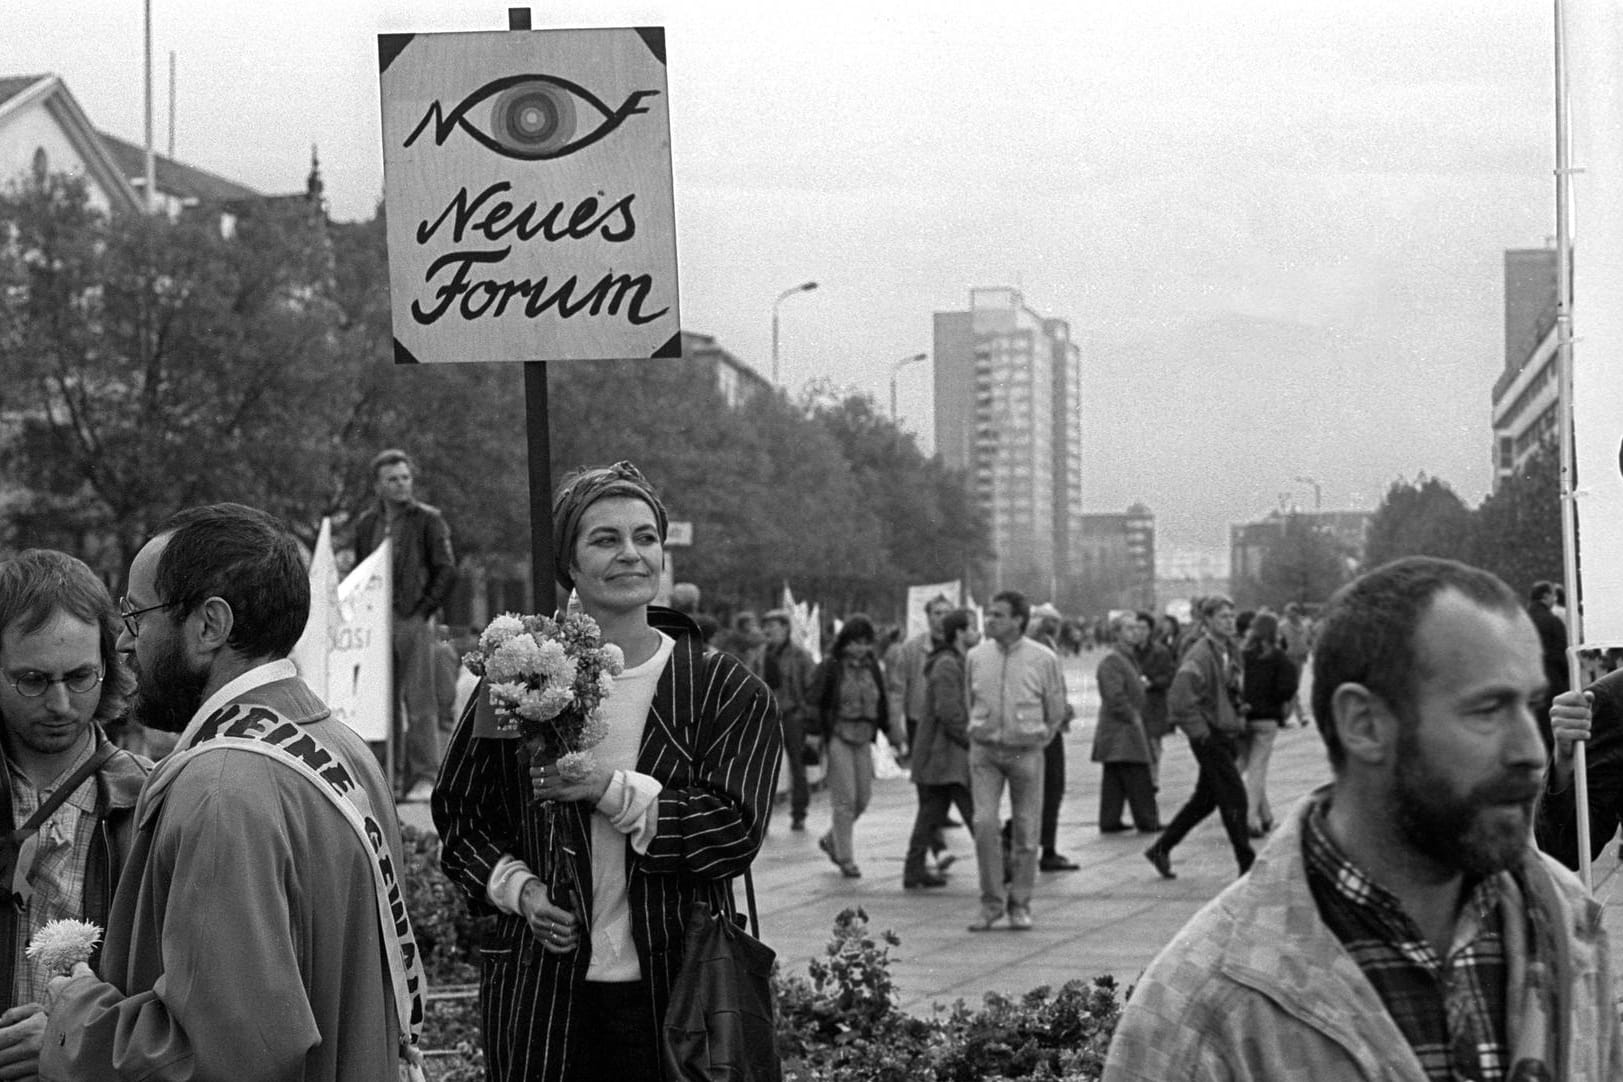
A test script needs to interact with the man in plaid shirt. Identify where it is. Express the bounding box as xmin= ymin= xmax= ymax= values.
xmin=1104 ymin=557 xmax=1621 ymax=1081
